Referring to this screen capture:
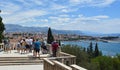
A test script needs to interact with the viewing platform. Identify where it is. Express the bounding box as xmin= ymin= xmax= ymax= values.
xmin=0 ymin=44 xmax=87 ymax=70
